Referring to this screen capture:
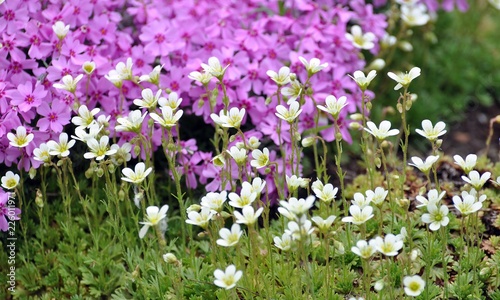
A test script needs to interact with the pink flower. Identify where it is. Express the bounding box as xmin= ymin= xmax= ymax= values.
xmin=36 ymin=100 xmax=71 ymax=133
xmin=6 ymin=81 xmax=47 ymax=112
